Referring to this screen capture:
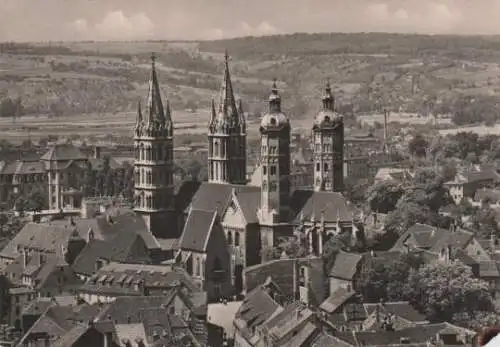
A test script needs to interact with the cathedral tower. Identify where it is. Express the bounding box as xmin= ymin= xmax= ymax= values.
xmin=258 ymin=80 xmax=292 ymax=251
xmin=312 ymin=81 xmax=344 ymax=192
xmin=208 ymin=51 xmax=247 ymax=184
xmin=134 ymin=54 xmax=176 ymax=238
